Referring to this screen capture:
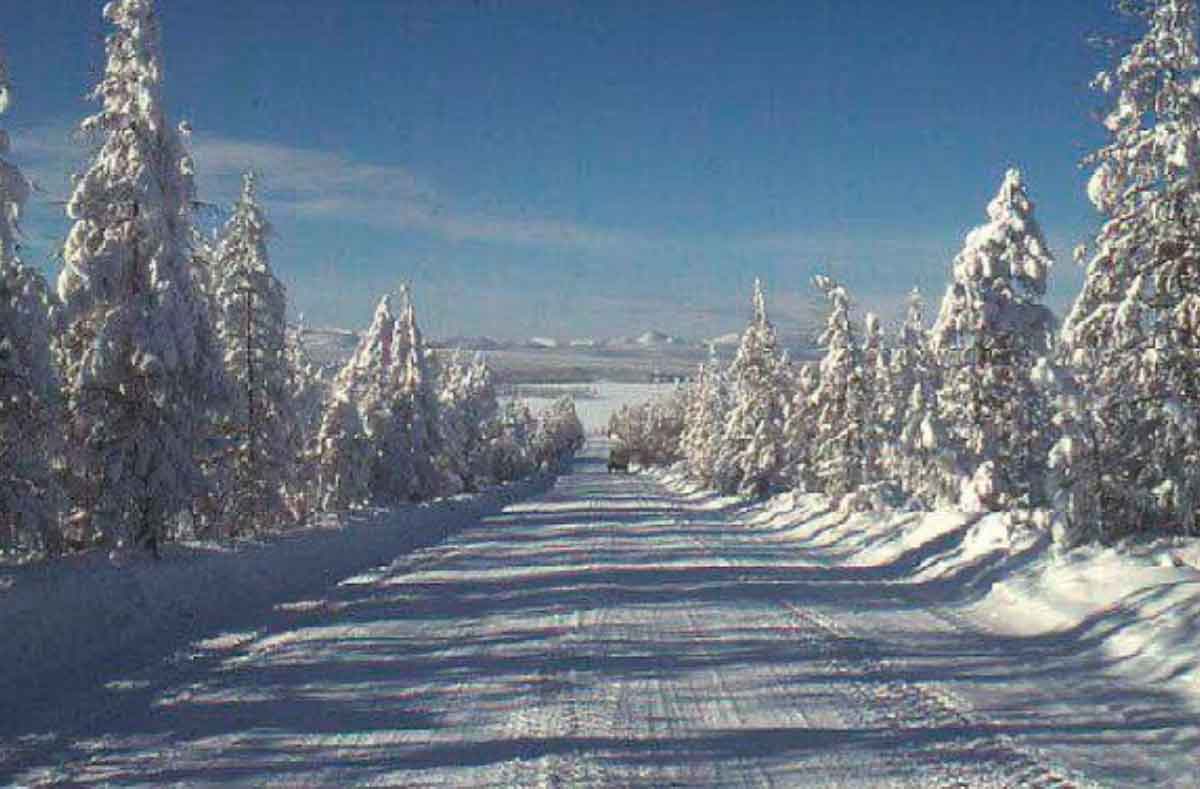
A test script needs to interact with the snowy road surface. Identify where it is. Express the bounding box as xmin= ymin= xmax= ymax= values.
xmin=4 ymin=444 xmax=1198 ymax=786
